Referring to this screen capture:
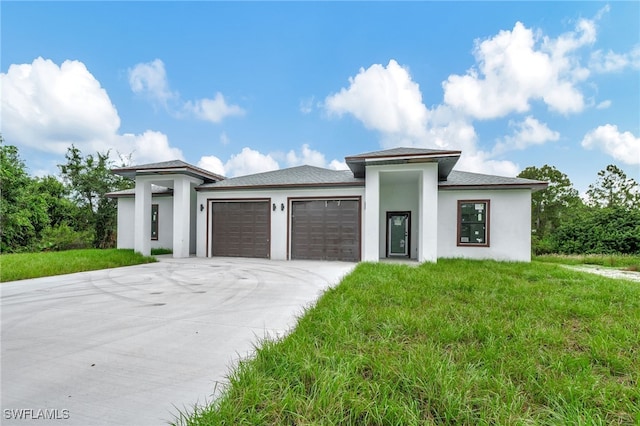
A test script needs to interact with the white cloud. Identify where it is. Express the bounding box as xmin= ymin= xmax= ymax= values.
xmin=120 ymin=130 xmax=184 ymax=164
xmin=197 ymin=155 xmax=226 ymax=176
xmin=325 ymin=60 xmax=429 ymax=141
xmin=128 ymin=59 xmax=176 ymax=106
xmin=0 ymin=57 xmax=183 ymax=166
xmin=184 ymin=92 xmax=245 ymax=123
xmin=285 ymin=143 xmax=328 ymax=168
xmin=596 ymin=100 xmax=612 ymax=109
xmin=590 ymin=46 xmax=640 ymax=73
xmin=443 ymin=17 xmax=596 ymax=119
xmin=323 ymin=60 xmax=520 ymax=176
xmin=128 ymin=59 xmax=244 ymax=124
xmin=223 ymin=147 xmax=279 ymax=177
xmin=328 ymin=160 xmax=349 ymax=171
xmin=581 ymin=124 xmax=640 ymax=165
xmin=493 ymin=116 xmax=560 ymax=155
